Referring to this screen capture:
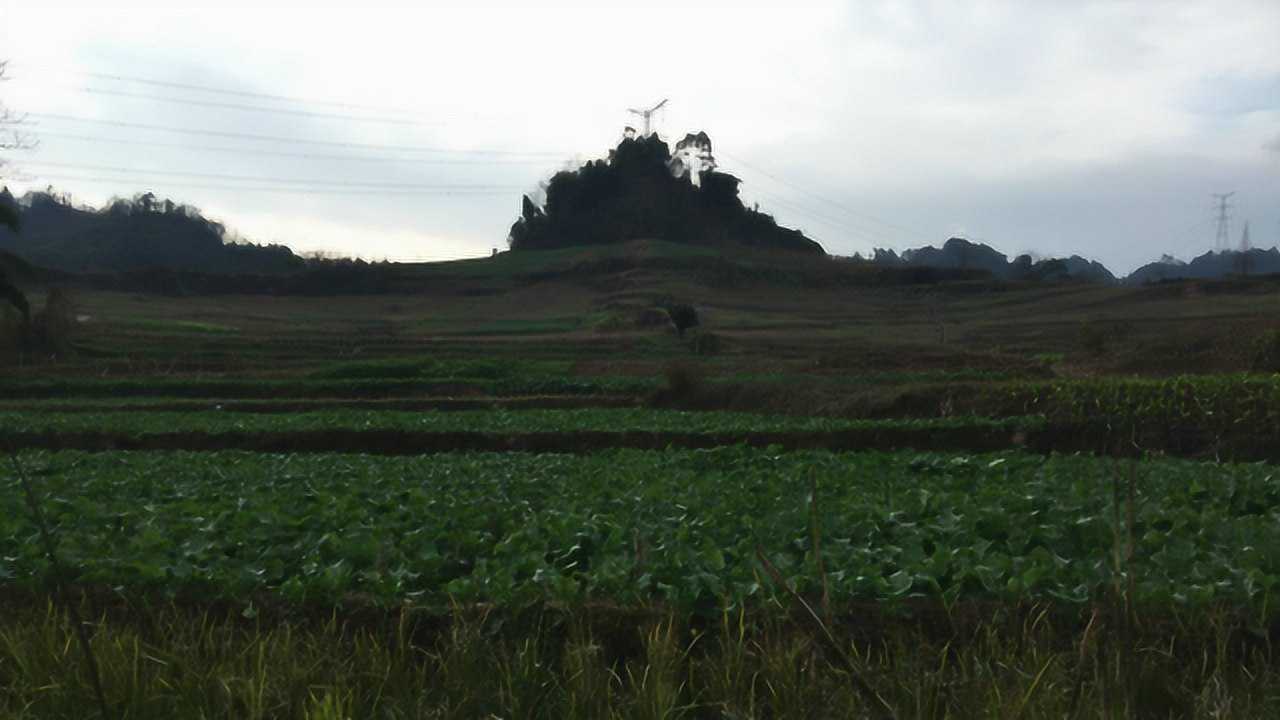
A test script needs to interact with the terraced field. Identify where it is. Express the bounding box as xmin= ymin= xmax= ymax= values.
xmin=4 ymin=277 xmax=1280 ymax=717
